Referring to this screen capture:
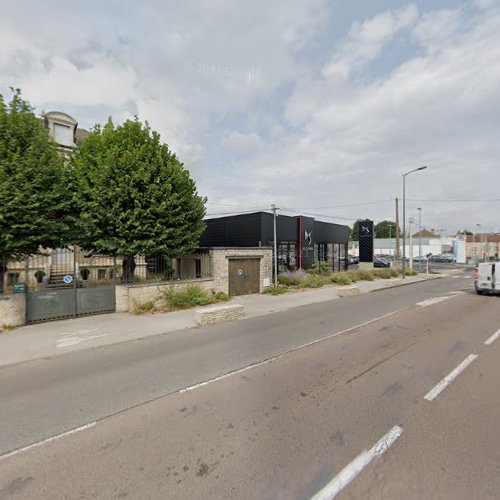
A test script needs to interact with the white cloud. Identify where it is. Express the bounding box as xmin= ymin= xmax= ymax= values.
xmin=1 ymin=1 xmax=500 ymax=232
